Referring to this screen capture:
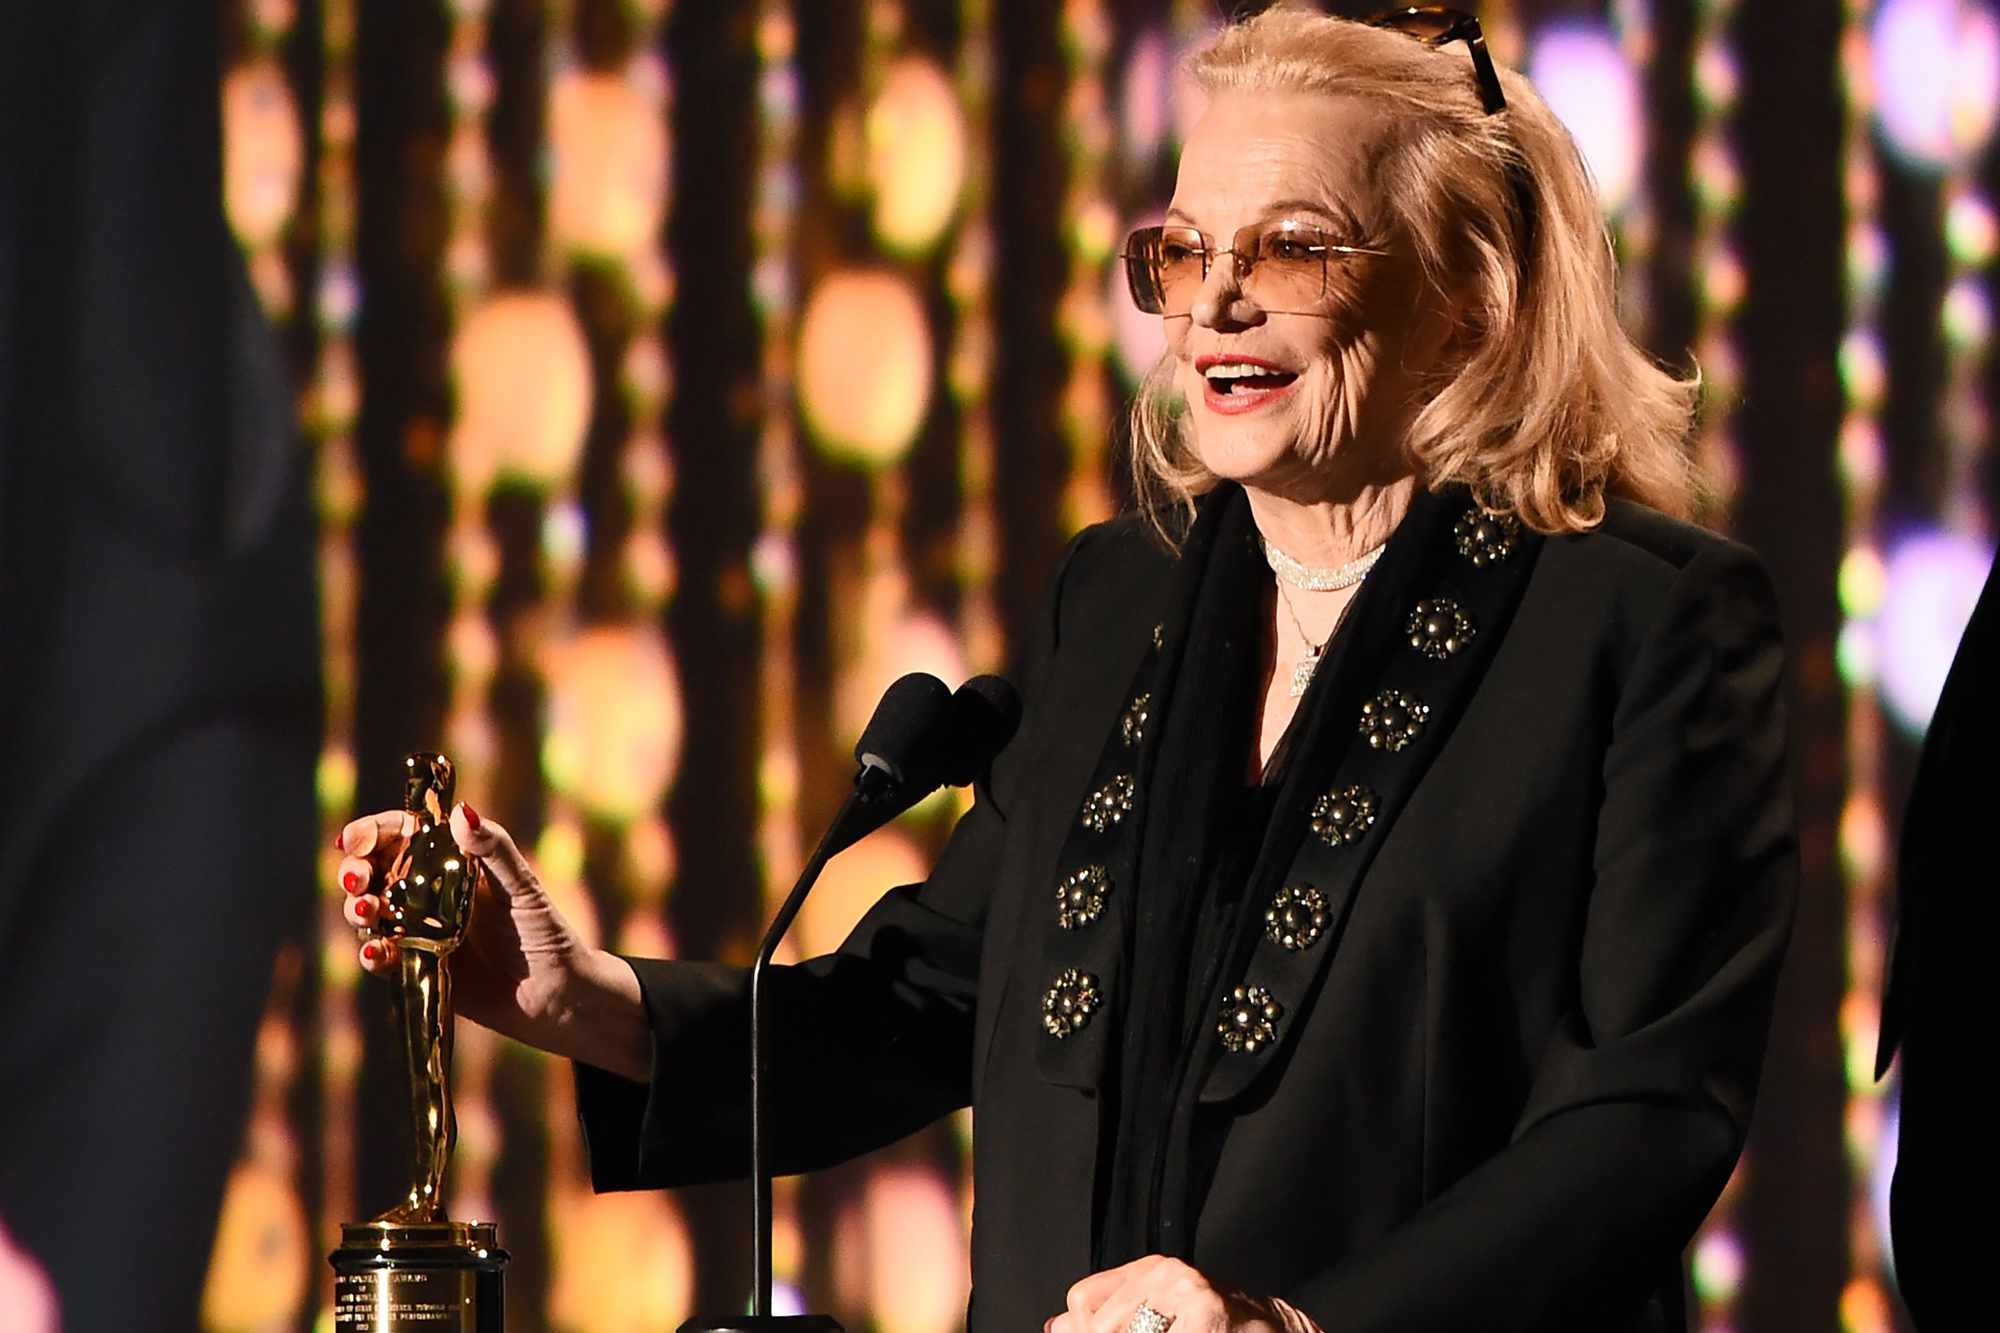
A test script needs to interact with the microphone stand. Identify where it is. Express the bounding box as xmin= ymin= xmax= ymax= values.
xmin=680 ymin=765 xmax=911 ymax=1333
